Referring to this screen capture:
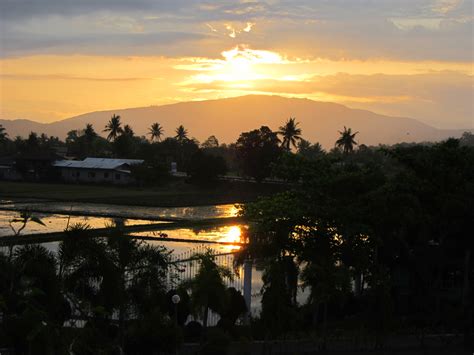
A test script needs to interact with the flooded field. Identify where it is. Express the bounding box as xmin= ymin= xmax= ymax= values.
xmin=0 ymin=200 xmax=305 ymax=314
xmin=0 ymin=200 xmax=244 ymax=254
xmin=0 ymin=210 xmax=169 ymax=237
xmin=0 ymin=199 xmax=239 ymax=221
